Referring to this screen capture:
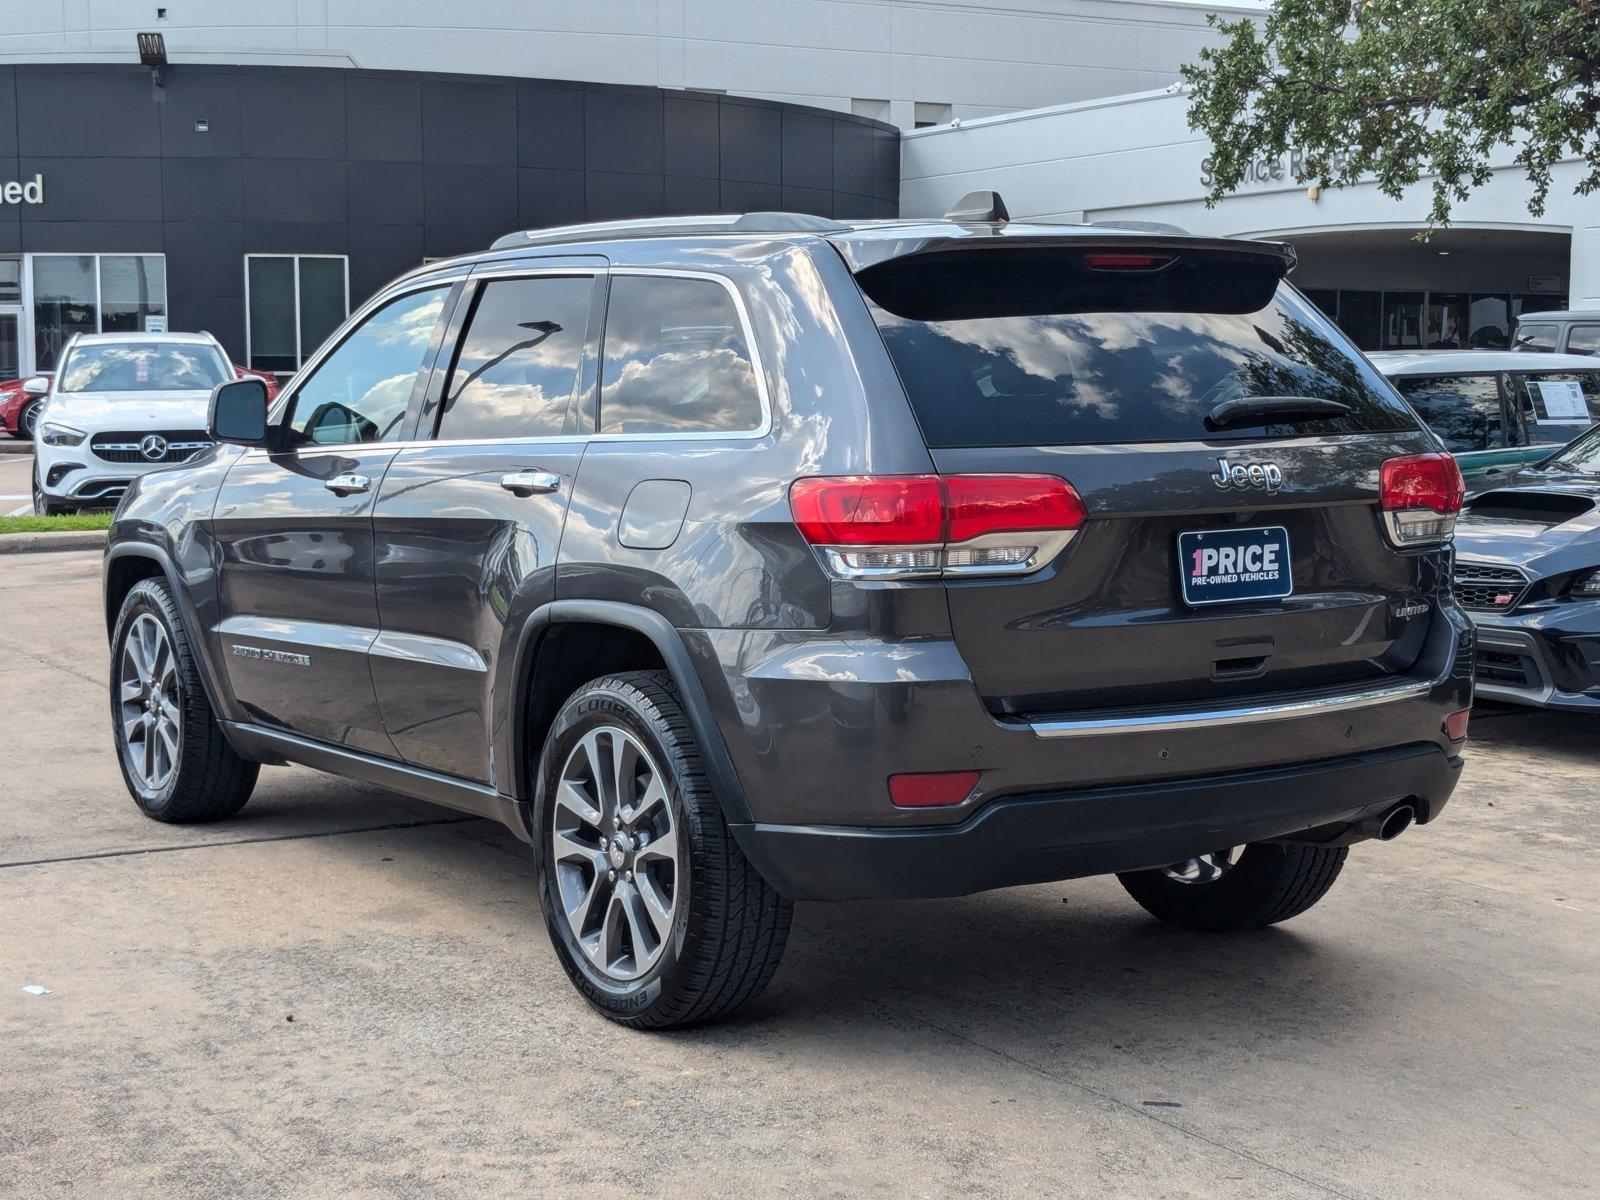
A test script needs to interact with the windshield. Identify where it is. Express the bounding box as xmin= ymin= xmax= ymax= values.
xmin=1539 ymin=424 xmax=1600 ymax=473
xmin=868 ymin=282 xmax=1417 ymax=447
xmin=59 ymin=343 xmax=231 ymax=393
